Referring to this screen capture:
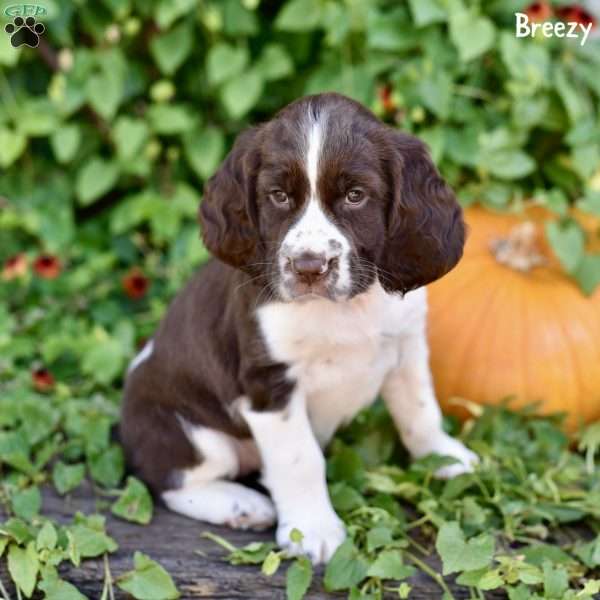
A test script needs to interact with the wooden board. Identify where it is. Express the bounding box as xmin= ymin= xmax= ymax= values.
xmin=0 ymin=483 xmax=590 ymax=599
